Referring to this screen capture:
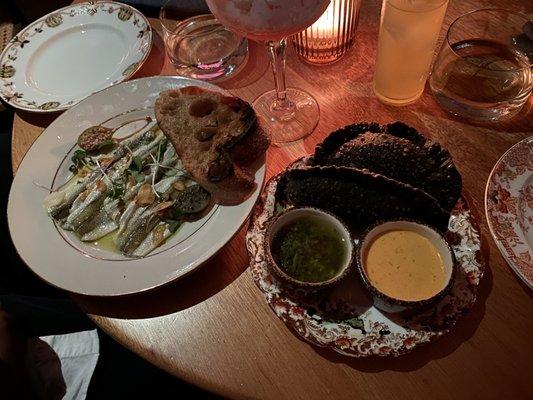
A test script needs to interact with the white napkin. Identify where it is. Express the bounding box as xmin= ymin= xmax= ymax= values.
xmin=29 ymin=329 xmax=99 ymax=400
